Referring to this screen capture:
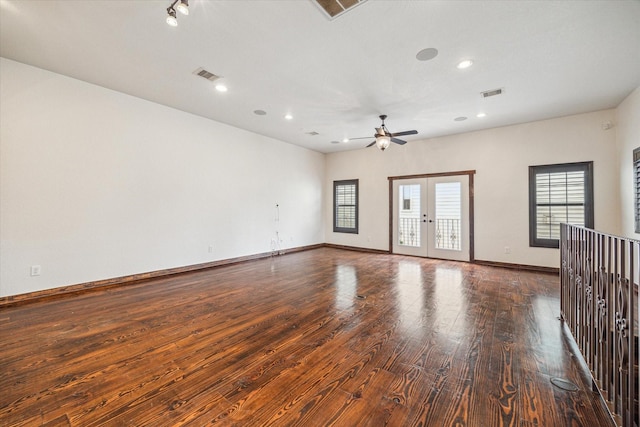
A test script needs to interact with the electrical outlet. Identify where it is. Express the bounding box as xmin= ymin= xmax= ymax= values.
xmin=208 ymin=245 xmax=214 ymax=253
xmin=504 ymin=246 xmax=511 ymax=254
xmin=30 ymin=265 xmax=42 ymax=276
